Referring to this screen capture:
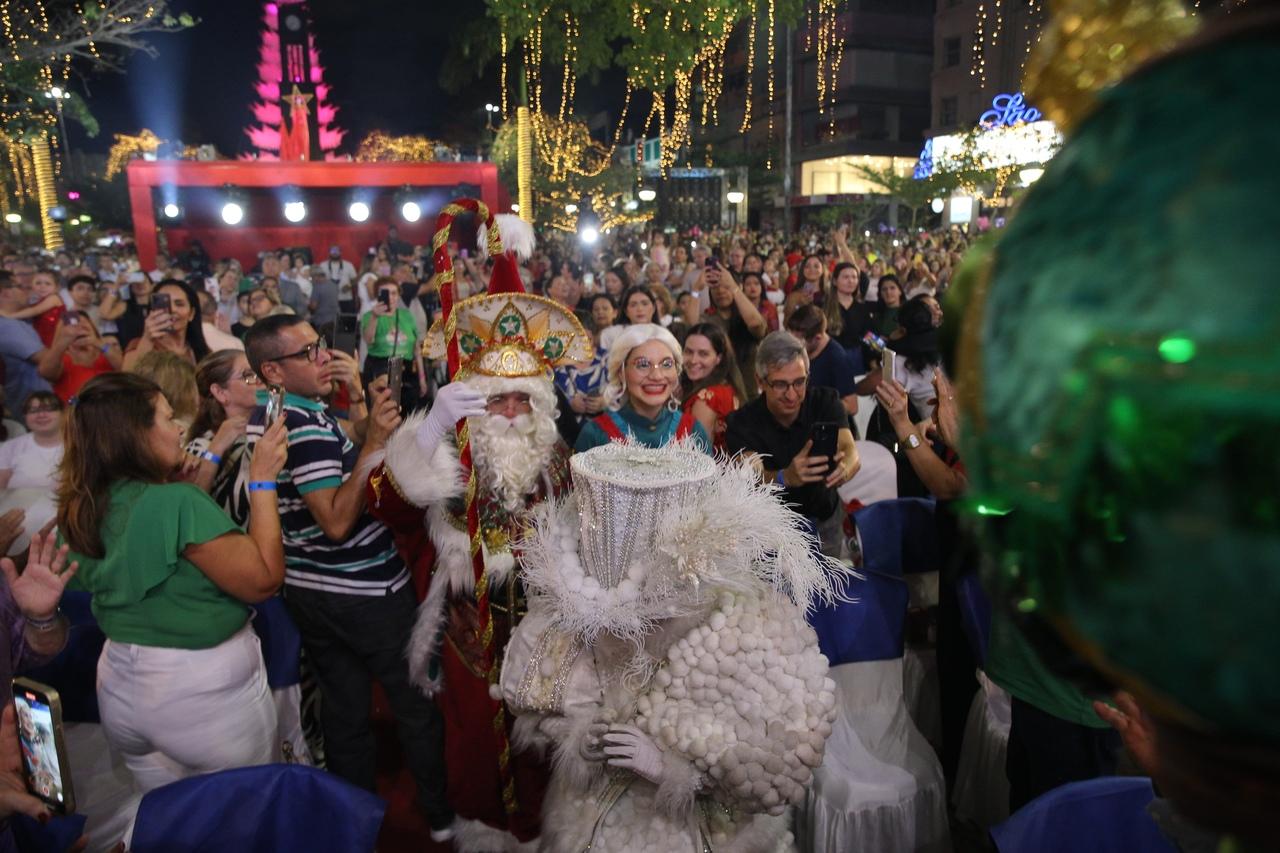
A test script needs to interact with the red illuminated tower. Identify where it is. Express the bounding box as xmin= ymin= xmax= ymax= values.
xmin=244 ymin=0 xmax=345 ymax=160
